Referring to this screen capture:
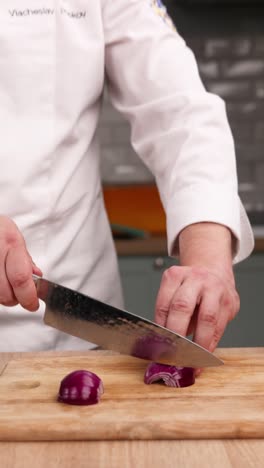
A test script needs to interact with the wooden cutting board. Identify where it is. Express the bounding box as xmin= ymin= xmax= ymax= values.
xmin=0 ymin=348 xmax=264 ymax=441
